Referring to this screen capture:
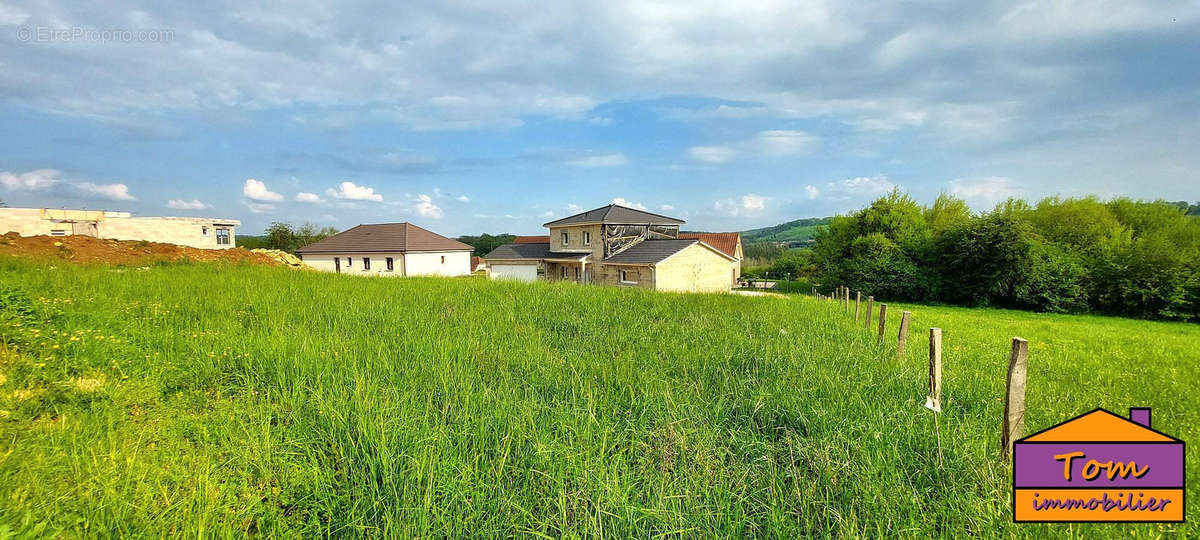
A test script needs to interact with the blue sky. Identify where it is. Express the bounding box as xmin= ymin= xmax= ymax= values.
xmin=1 ymin=1 xmax=1199 ymax=236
